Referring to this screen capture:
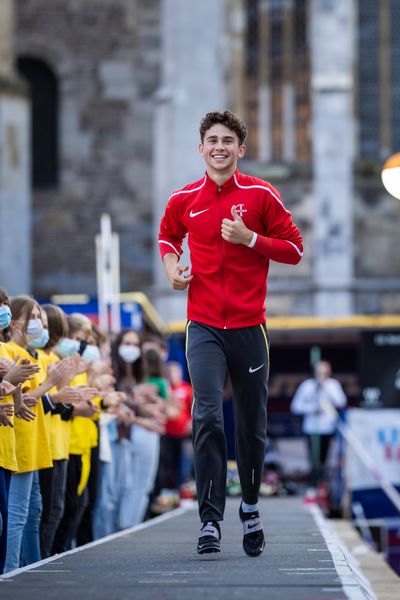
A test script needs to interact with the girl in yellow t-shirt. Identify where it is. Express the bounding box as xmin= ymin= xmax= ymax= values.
xmin=52 ymin=313 xmax=100 ymax=553
xmin=0 ymin=287 xmax=14 ymax=574
xmin=1 ymin=295 xmax=59 ymax=572
xmin=38 ymin=304 xmax=83 ymax=558
xmin=0 ymin=288 xmax=45 ymax=574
